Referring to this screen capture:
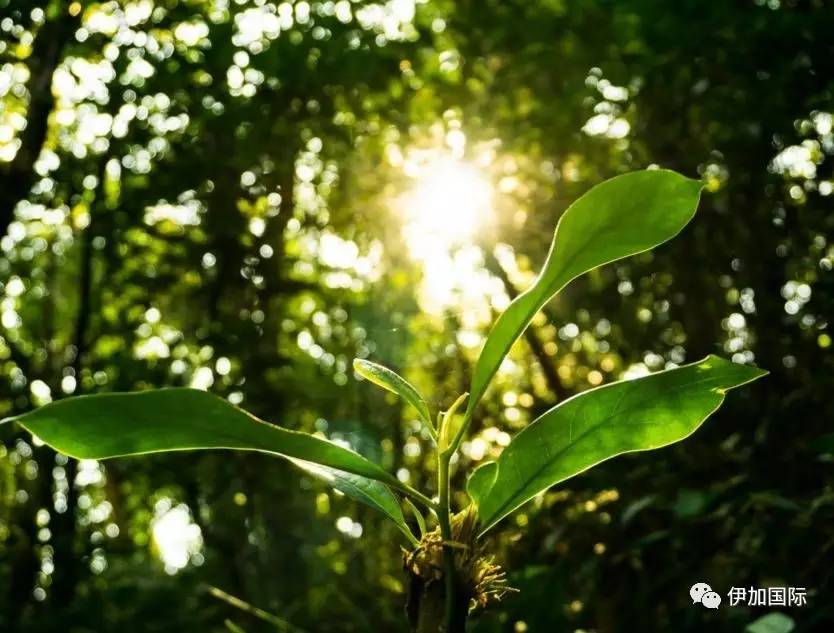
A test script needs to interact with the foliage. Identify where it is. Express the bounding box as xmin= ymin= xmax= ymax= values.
xmin=3 ymin=168 xmax=766 ymax=631
xmin=1 ymin=1 xmax=831 ymax=632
